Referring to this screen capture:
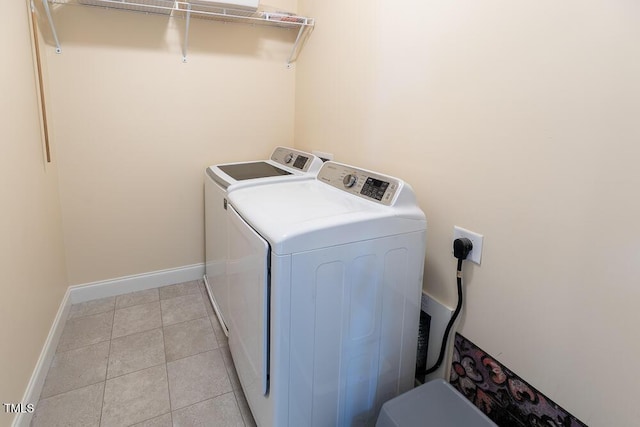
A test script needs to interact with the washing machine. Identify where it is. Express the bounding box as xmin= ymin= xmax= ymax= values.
xmin=204 ymin=147 xmax=323 ymax=334
xmin=225 ymin=161 xmax=427 ymax=426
